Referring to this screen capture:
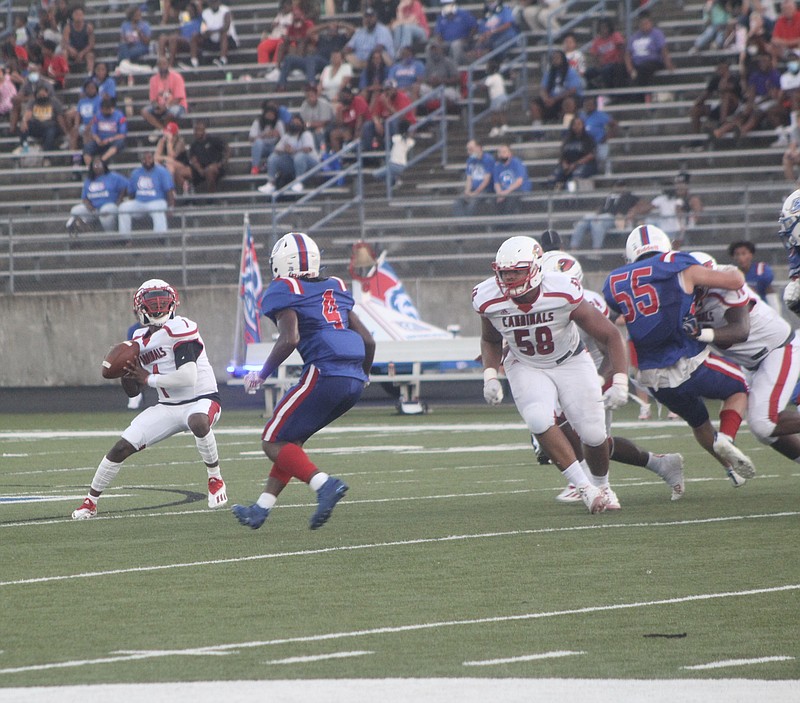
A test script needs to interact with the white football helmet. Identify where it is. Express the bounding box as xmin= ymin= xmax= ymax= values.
xmin=270 ymin=232 xmax=321 ymax=279
xmin=689 ymin=251 xmax=717 ymax=269
xmin=493 ymin=236 xmax=544 ymax=298
xmin=133 ymin=279 xmax=179 ymax=327
xmin=541 ymin=250 xmax=584 ymax=284
xmin=624 ymin=224 xmax=673 ymax=263
xmin=779 ymin=188 xmax=800 ymax=246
